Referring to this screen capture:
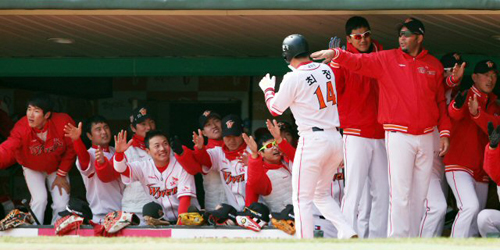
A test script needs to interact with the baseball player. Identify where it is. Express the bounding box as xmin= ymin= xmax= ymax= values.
xmin=478 ymin=123 xmax=500 ymax=237
xmin=63 ymin=115 xmax=124 ymax=223
xmin=176 ymin=114 xmax=249 ymax=211
xmin=260 ymin=34 xmax=356 ymax=239
xmin=113 ymin=130 xmax=197 ymax=222
xmin=0 ymin=93 xmax=76 ymax=224
xmin=419 ymin=53 xmax=466 ymax=237
xmin=311 ymin=18 xmax=451 ymax=237
xmin=444 ymin=60 xmax=499 ymax=237
xmin=173 ymin=110 xmax=226 ymax=210
xmin=121 ymin=106 xmax=156 ymax=223
xmin=329 ymin=16 xmax=388 ymax=238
